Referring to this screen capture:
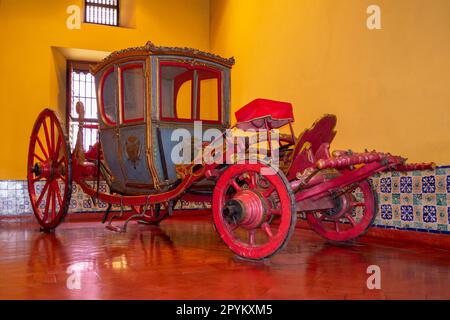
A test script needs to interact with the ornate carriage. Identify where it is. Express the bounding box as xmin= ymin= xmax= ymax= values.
xmin=27 ymin=41 xmax=433 ymax=260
